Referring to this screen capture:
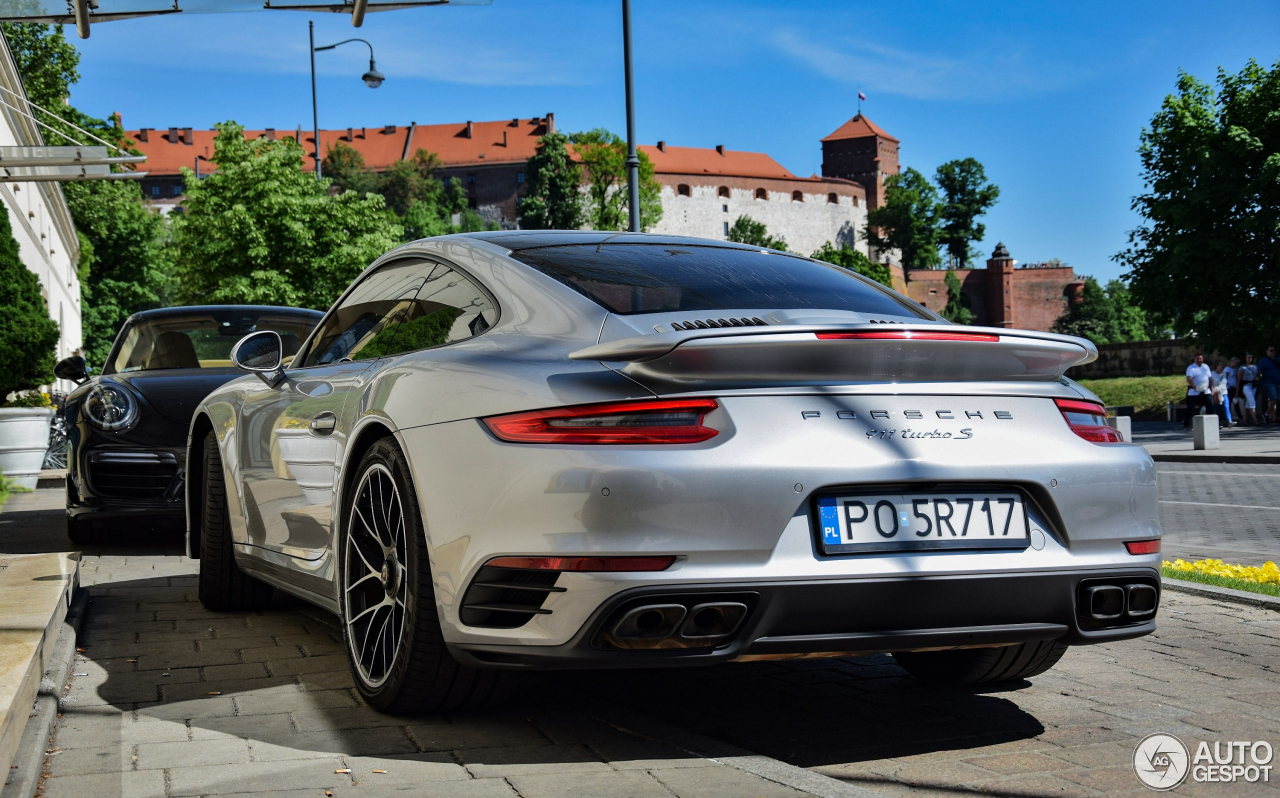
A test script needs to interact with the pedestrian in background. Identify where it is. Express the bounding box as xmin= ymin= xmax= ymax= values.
xmin=1258 ymin=346 xmax=1280 ymax=423
xmin=1184 ymin=353 xmax=1212 ymax=428
xmin=1240 ymin=353 xmax=1259 ymax=426
xmin=1210 ymin=359 xmax=1232 ymax=426
xmin=1226 ymin=357 xmax=1241 ymax=422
